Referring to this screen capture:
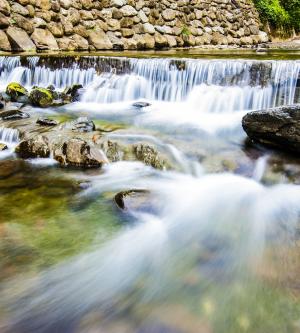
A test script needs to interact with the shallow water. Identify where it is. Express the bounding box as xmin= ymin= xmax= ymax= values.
xmin=0 ymin=54 xmax=300 ymax=333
